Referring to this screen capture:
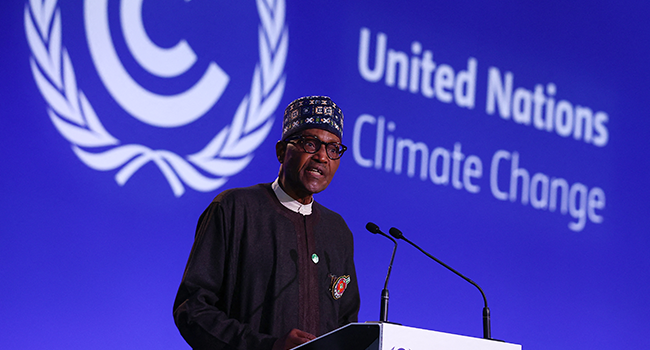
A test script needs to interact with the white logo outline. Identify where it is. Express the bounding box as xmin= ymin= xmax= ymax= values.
xmin=24 ymin=0 xmax=288 ymax=197
xmin=85 ymin=0 xmax=231 ymax=128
